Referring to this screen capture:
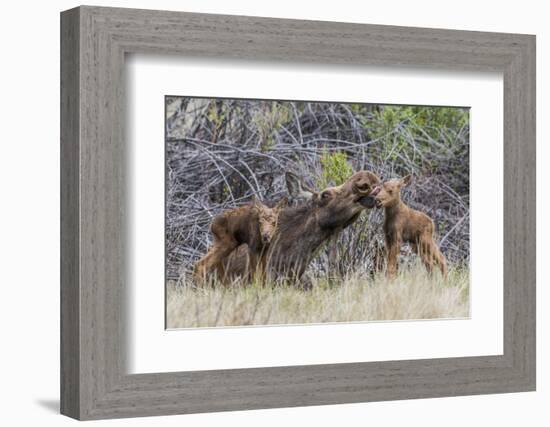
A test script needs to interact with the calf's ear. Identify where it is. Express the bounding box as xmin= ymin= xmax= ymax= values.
xmin=401 ymin=174 xmax=412 ymax=187
xmin=251 ymin=195 xmax=262 ymax=211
